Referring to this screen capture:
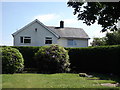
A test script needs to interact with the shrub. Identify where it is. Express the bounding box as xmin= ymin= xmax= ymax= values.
xmin=1 ymin=47 xmax=24 ymax=74
xmin=34 ymin=44 xmax=70 ymax=73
